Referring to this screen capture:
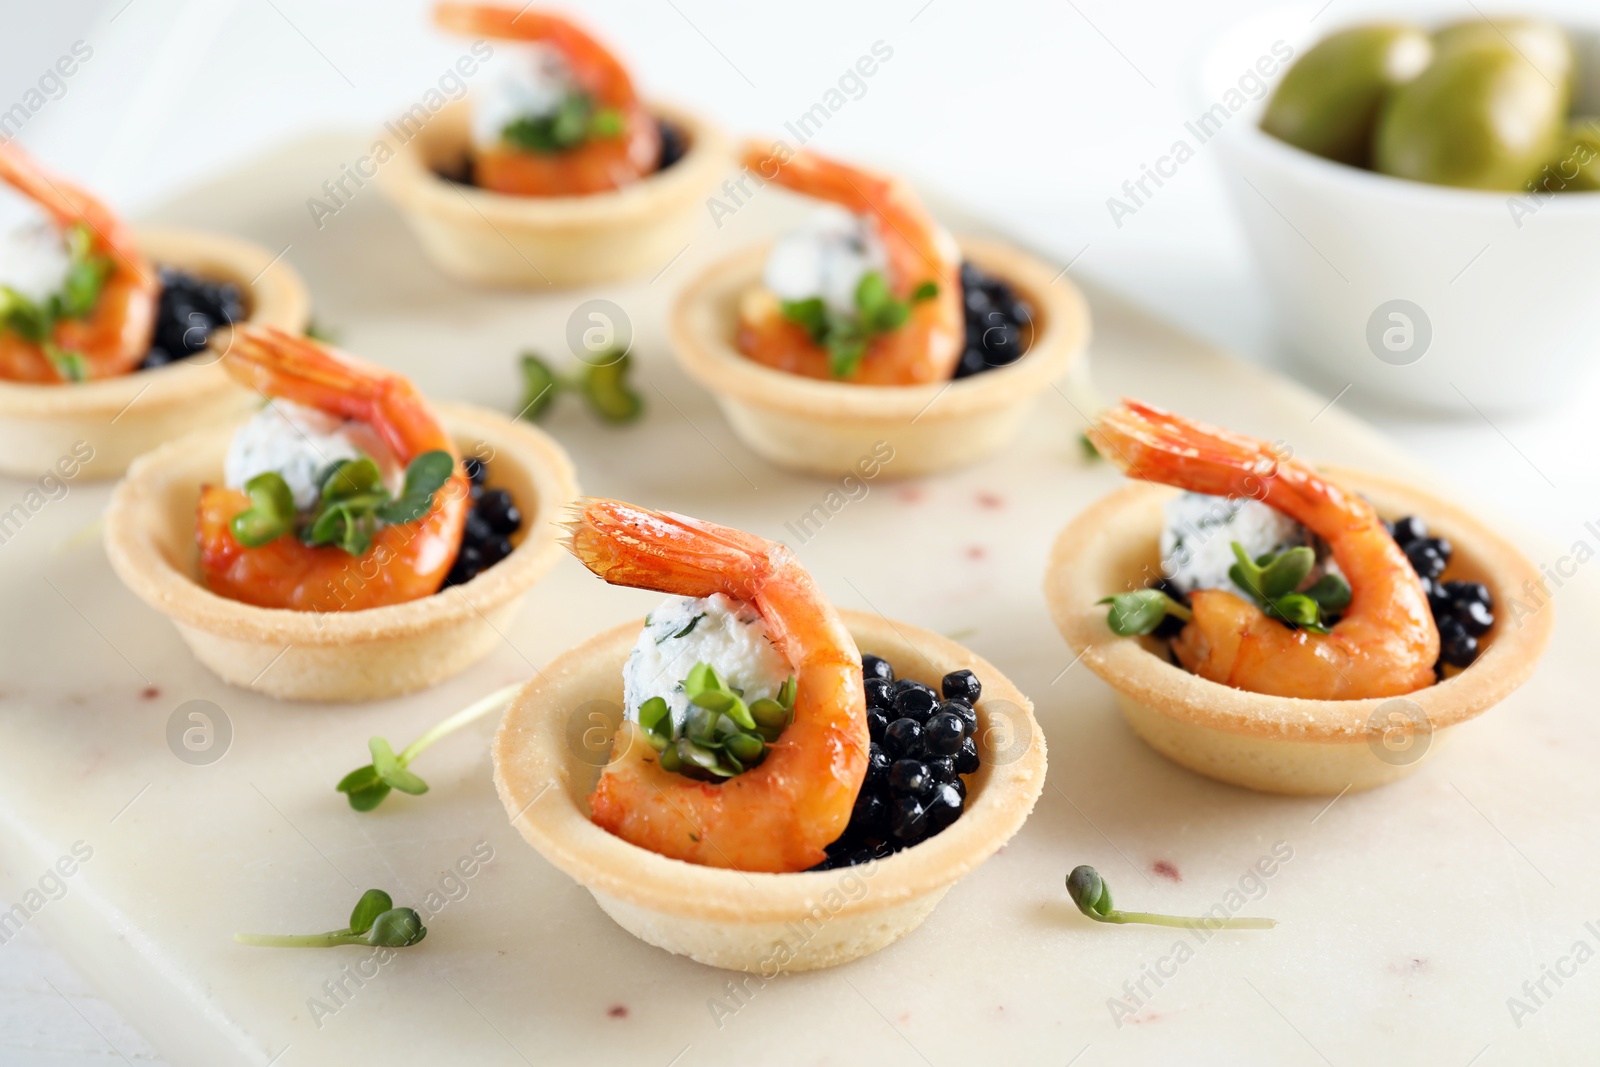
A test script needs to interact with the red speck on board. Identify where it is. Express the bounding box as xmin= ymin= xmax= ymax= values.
xmin=897 ymin=486 xmax=926 ymax=505
xmin=965 ymin=545 xmax=986 ymax=560
xmin=976 ymin=491 xmax=1004 ymax=509
xmin=607 ymin=1004 xmax=628 ymax=1019
xmin=140 ymin=686 xmax=160 ymax=701
xmin=1152 ymin=860 xmax=1181 ymax=882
